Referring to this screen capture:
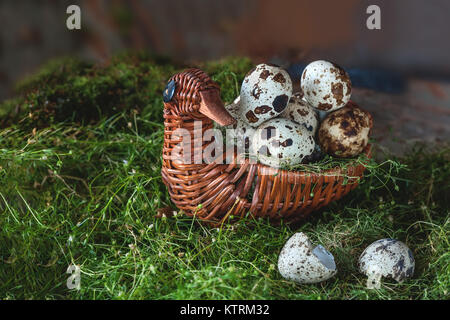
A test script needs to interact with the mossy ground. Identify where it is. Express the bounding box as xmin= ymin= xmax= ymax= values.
xmin=0 ymin=53 xmax=448 ymax=299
